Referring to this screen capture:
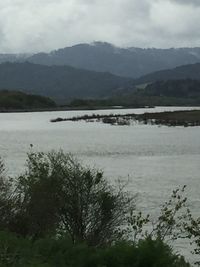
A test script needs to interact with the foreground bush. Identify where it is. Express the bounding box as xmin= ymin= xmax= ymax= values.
xmin=0 ymin=151 xmax=197 ymax=265
xmin=0 ymin=231 xmax=190 ymax=267
xmin=4 ymin=151 xmax=132 ymax=246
